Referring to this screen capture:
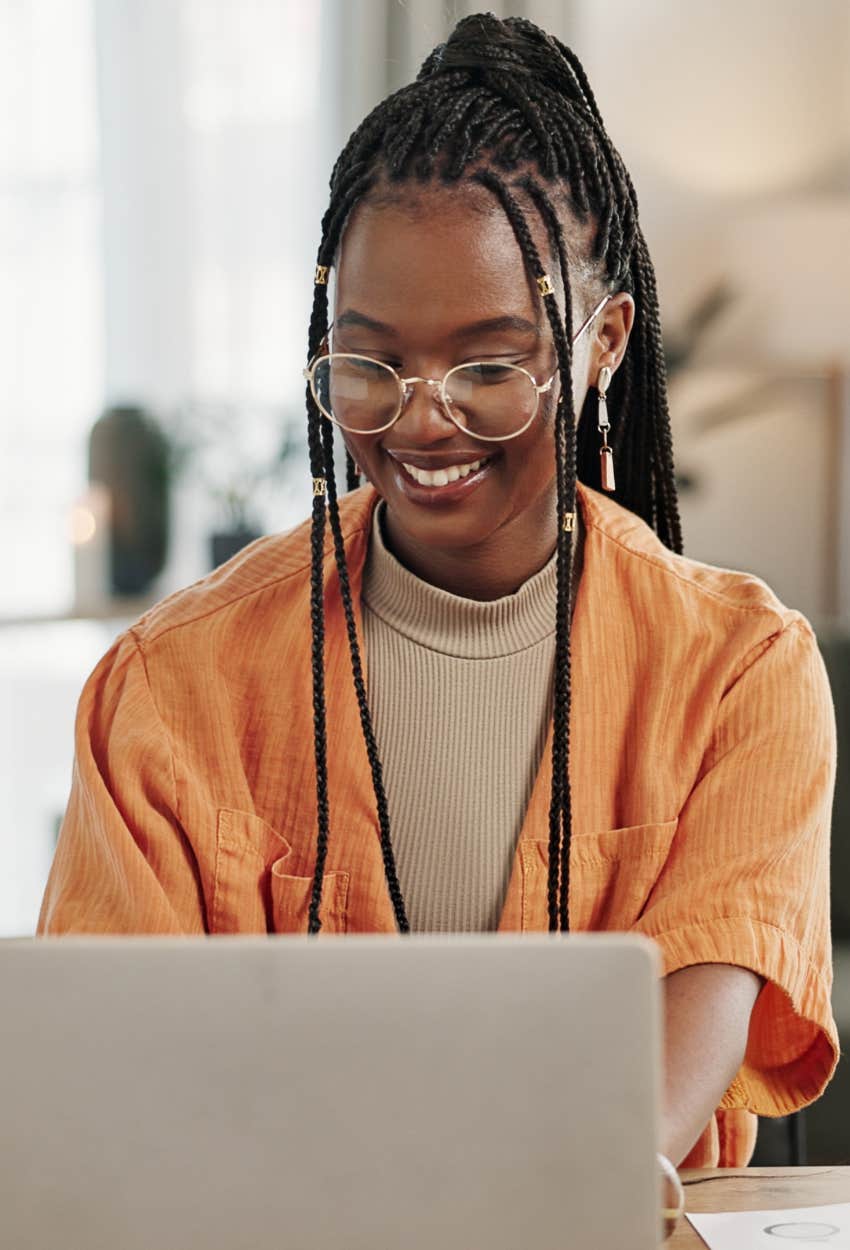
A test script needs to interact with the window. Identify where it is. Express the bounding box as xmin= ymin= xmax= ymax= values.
xmin=0 ymin=0 xmax=102 ymax=618
xmin=1 ymin=0 xmax=328 ymax=620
